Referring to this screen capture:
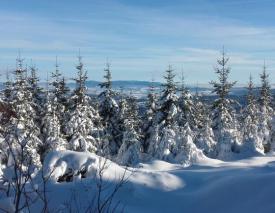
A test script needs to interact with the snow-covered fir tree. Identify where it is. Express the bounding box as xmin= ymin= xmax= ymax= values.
xmin=28 ymin=64 xmax=43 ymax=126
xmin=147 ymin=124 xmax=160 ymax=157
xmin=51 ymin=59 xmax=70 ymax=110
xmin=177 ymin=73 xmax=195 ymax=130
xmin=65 ymin=56 xmax=101 ymax=152
xmin=0 ymin=51 xmax=275 ymax=173
xmin=58 ymin=77 xmax=71 ymax=109
xmin=116 ymin=95 xmax=141 ymax=166
xmin=126 ymin=92 xmax=141 ymax=132
xmin=0 ymin=72 xmax=14 ymax=134
xmin=152 ymin=124 xmax=177 ymax=161
xmin=98 ymin=63 xmax=118 ymax=121
xmin=28 ymin=64 xmax=43 ymax=106
xmin=194 ymin=101 xmax=217 ymax=158
xmin=41 ymin=87 xmax=67 ymax=160
xmin=195 ymin=118 xmax=217 ymax=158
xmin=175 ymin=123 xmax=205 ymax=166
xmin=143 ymin=80 xmax=158 ymax=152
xmin=0 ymin=60 xmax=43 ymax=212
xmin=192 ymin=87 xmax=207 ymax=131
xmin=98 ymin=63 xmax=120 ymax=157
xmin=258 ymin=64 xmax=273 ymax=152
xmin=51 ymin=59 xmax=70 ymax=133
xmin=109 ymin=91 xmax=142 ymax=159
xmin=149 ymin=66 xmax=178 ymax=160
xmin=241 ymin=75 xmax=264 ymax=155
xmin=157 ymin=65 xmax=178 ymax=127
xmin=3 ymin=57 xmax=42 ymax=168
xmin=210 ymin=49 xmax=238 ymax=160
xmin=116 ymin=92 xmax=129 ymax=147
